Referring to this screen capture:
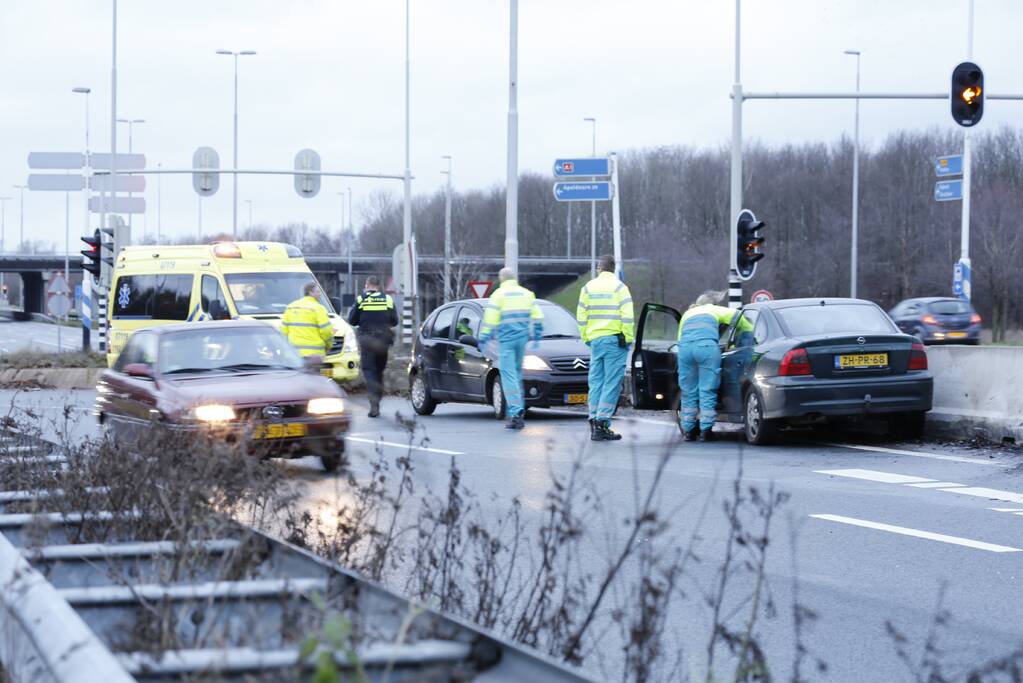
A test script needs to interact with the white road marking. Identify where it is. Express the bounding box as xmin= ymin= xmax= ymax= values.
xmin=825 ymin=442 xmax=1007 ymax=467
xmin=943 ymin=487 xmax=1023 ymax=506
xmin=811 ymin=514 xmax=1023 ymax=553
xmin=346 ymin=436 xmax=463 ymax=456
xmin=815 ymin=468 xmax=935 ymax=484
xmin=908 ymin=482 xmax=965 ymax=488
xmin=990 ymin=508 xmax=1023 ymax=513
